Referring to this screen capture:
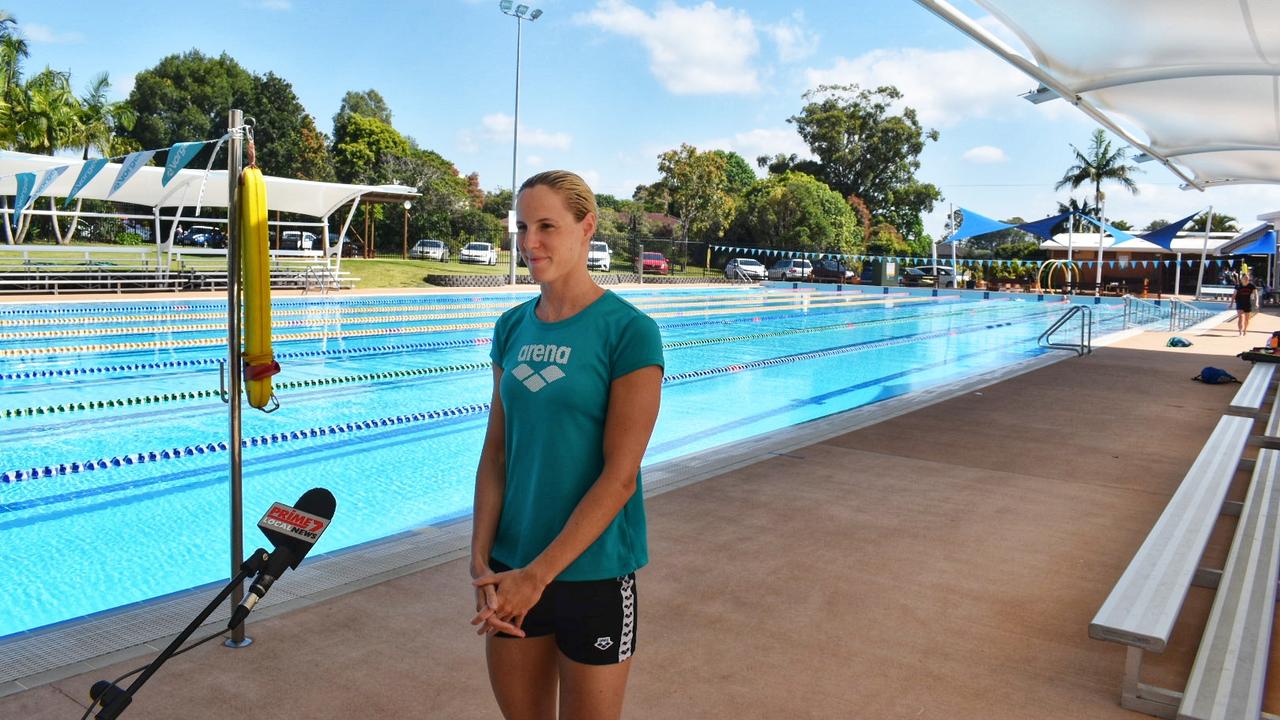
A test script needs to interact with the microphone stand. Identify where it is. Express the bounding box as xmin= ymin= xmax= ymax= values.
xmin=90 ymin=549 xmax=269 ymax=720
